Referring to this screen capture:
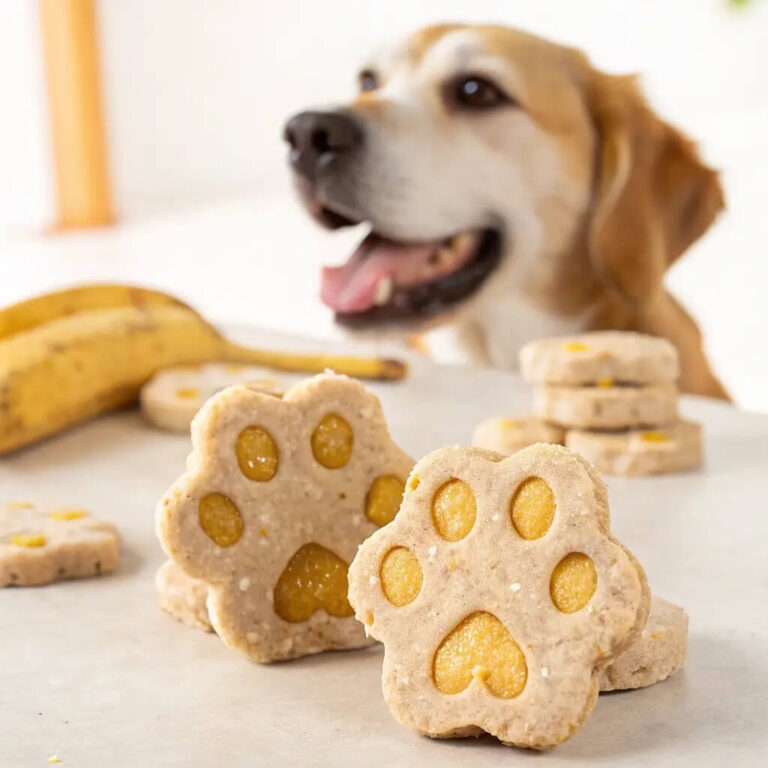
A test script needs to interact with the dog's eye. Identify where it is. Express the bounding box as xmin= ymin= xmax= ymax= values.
xmin=451 ymin=75 xmax=512 ymax=110
xmin=359 ymin=70 xmax=379 ymax=92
